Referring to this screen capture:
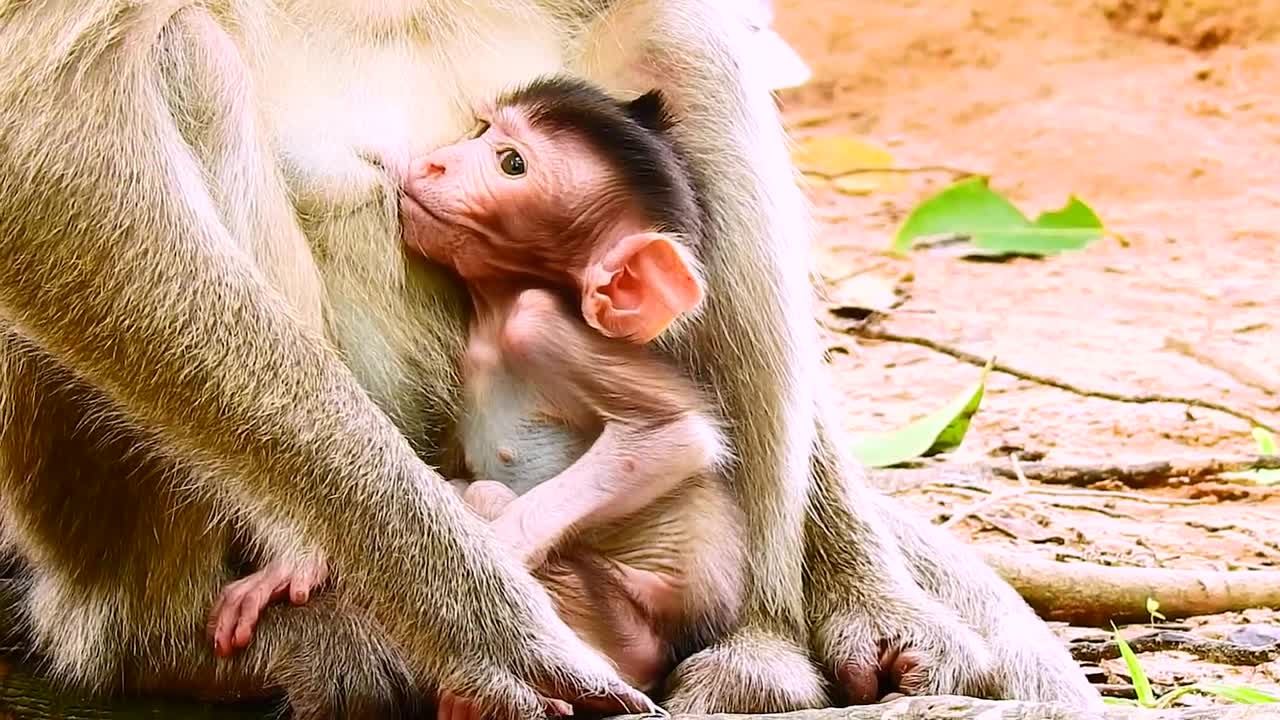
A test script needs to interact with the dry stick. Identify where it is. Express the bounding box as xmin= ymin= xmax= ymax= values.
xmin=848 ymin=326 xmax=1278 ymax=433
xmin=873 ymin=458 xmax=1280 ymax=493
xmin=801 ymin=166 xmax=974 ymax=181
xmin=911 ymin=479 xmax=1201 ymax=506
xmin=940 ymin=453 xmax=1031 ymax=529
xmin=1032 ymin=486 xmax=1199 ymax=505
xmin=1070 ymin=630 xmax=1280 ymax=666
xmin=990 ymin=456 xmax=1280 ymax=489
xmin=980 ymin=550 xmax=1280 ymax=627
